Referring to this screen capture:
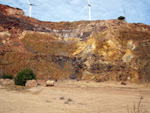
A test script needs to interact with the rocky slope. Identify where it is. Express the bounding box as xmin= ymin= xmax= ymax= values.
xmin=0 ymin=4 xmax=150 ymax=82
